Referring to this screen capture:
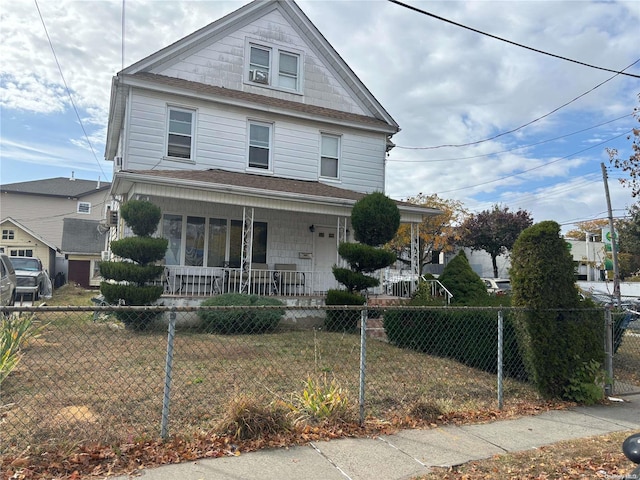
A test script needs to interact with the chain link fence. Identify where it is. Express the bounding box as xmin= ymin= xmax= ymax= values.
xmin=1 ymin=304 xmax=638 ymax=455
